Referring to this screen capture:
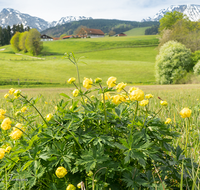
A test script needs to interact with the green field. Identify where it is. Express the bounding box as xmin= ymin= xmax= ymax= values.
xmin=0 ymin=35 xmax=158 ymax=86
xmin=124 ymin=26 xmax=151 ymax=36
